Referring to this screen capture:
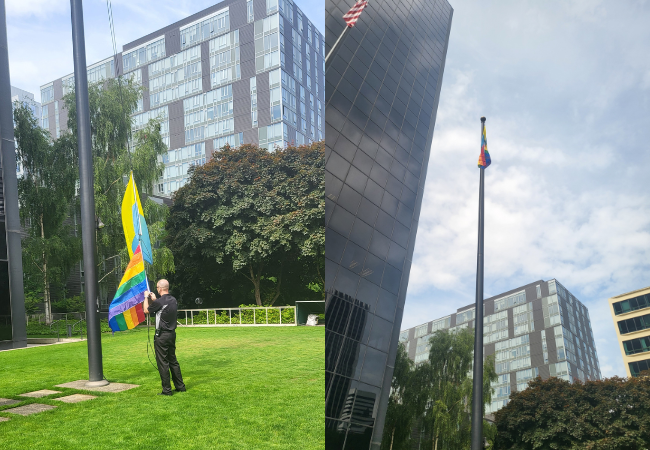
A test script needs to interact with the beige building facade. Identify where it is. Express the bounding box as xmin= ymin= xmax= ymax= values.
xmin=608 ymin=286 xmax=650 ymax=377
